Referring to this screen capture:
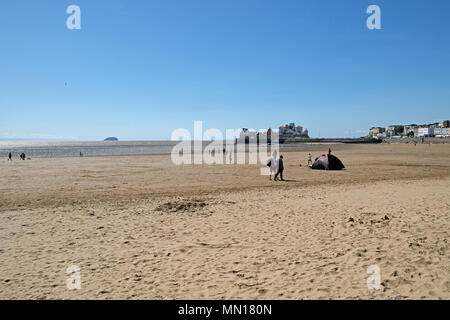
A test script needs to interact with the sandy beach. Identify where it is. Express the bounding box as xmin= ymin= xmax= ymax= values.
xmin=0 ymin=143 xmax=449 ymax=300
